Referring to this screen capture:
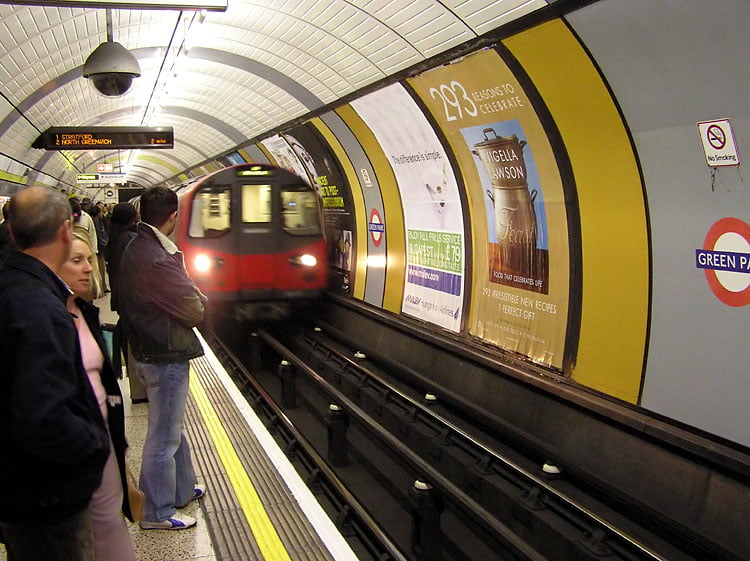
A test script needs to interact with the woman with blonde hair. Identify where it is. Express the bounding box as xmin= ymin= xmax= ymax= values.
xmin=69 ymin=197 xmax=102 ymax=299
xmin=59 ymin=229 xmax=136 ymax=561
